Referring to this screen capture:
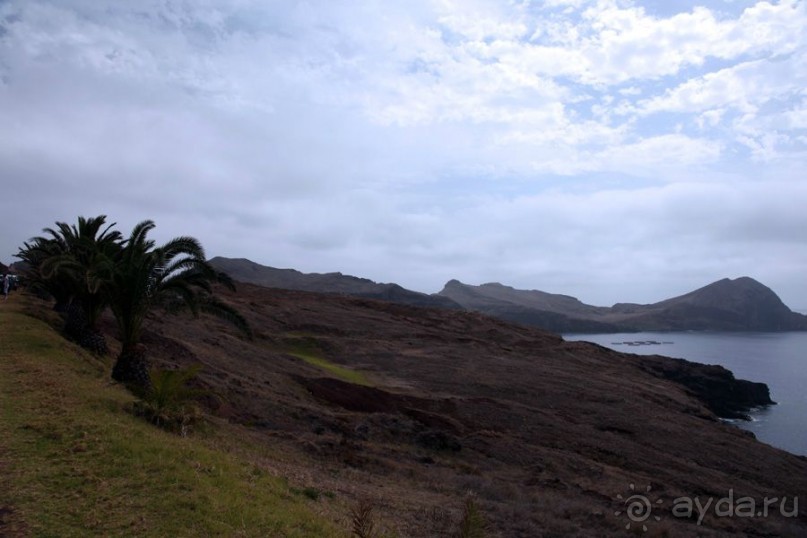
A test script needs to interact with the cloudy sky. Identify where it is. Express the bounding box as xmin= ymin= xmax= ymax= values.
xmin=1 ymin=0 xmax=806 ymax=308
